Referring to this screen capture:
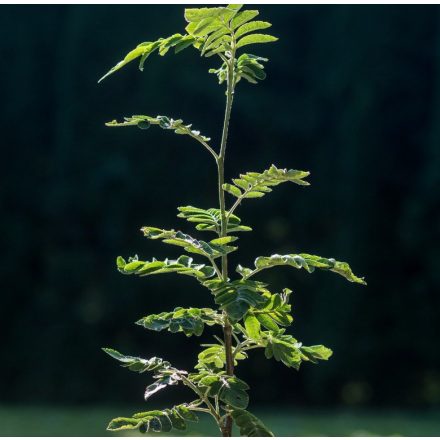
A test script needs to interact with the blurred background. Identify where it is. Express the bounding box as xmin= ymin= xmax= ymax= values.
xmin=1 ymin=4 xmax=439 ymax=436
